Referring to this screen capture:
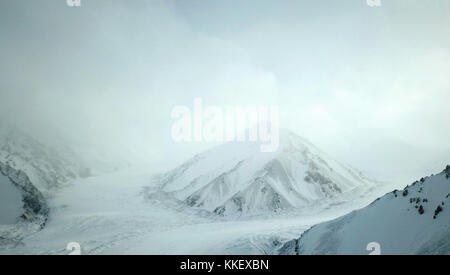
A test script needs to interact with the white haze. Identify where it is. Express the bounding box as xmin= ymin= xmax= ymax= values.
xmin=0 ymin=0 xmax=449 ymax=183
